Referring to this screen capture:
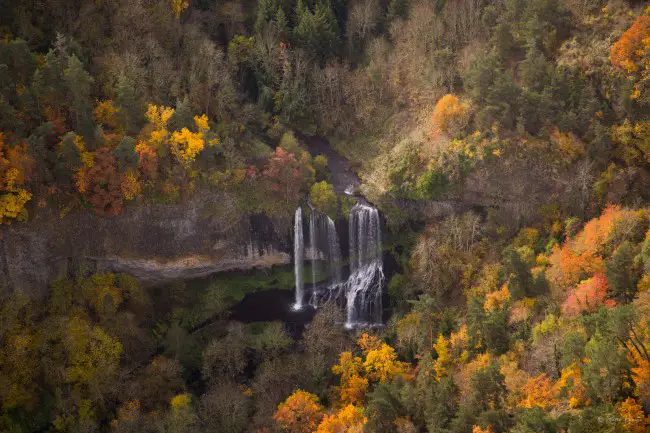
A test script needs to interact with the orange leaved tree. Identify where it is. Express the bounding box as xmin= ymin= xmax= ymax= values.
xmin=432 ymin=94 xmax=469 ymax=135
xmin=610 ymin=14 xmax=650 ymax=103
xmin=517 ymin=374 xmax=558 ymax=410
xmin=273 ymin=390 xmax=324 ymax=433
xmin=610 ymin=15 xmax=650 ymax=73
xmin=617 ymin=397 xmax=649 ymax=433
